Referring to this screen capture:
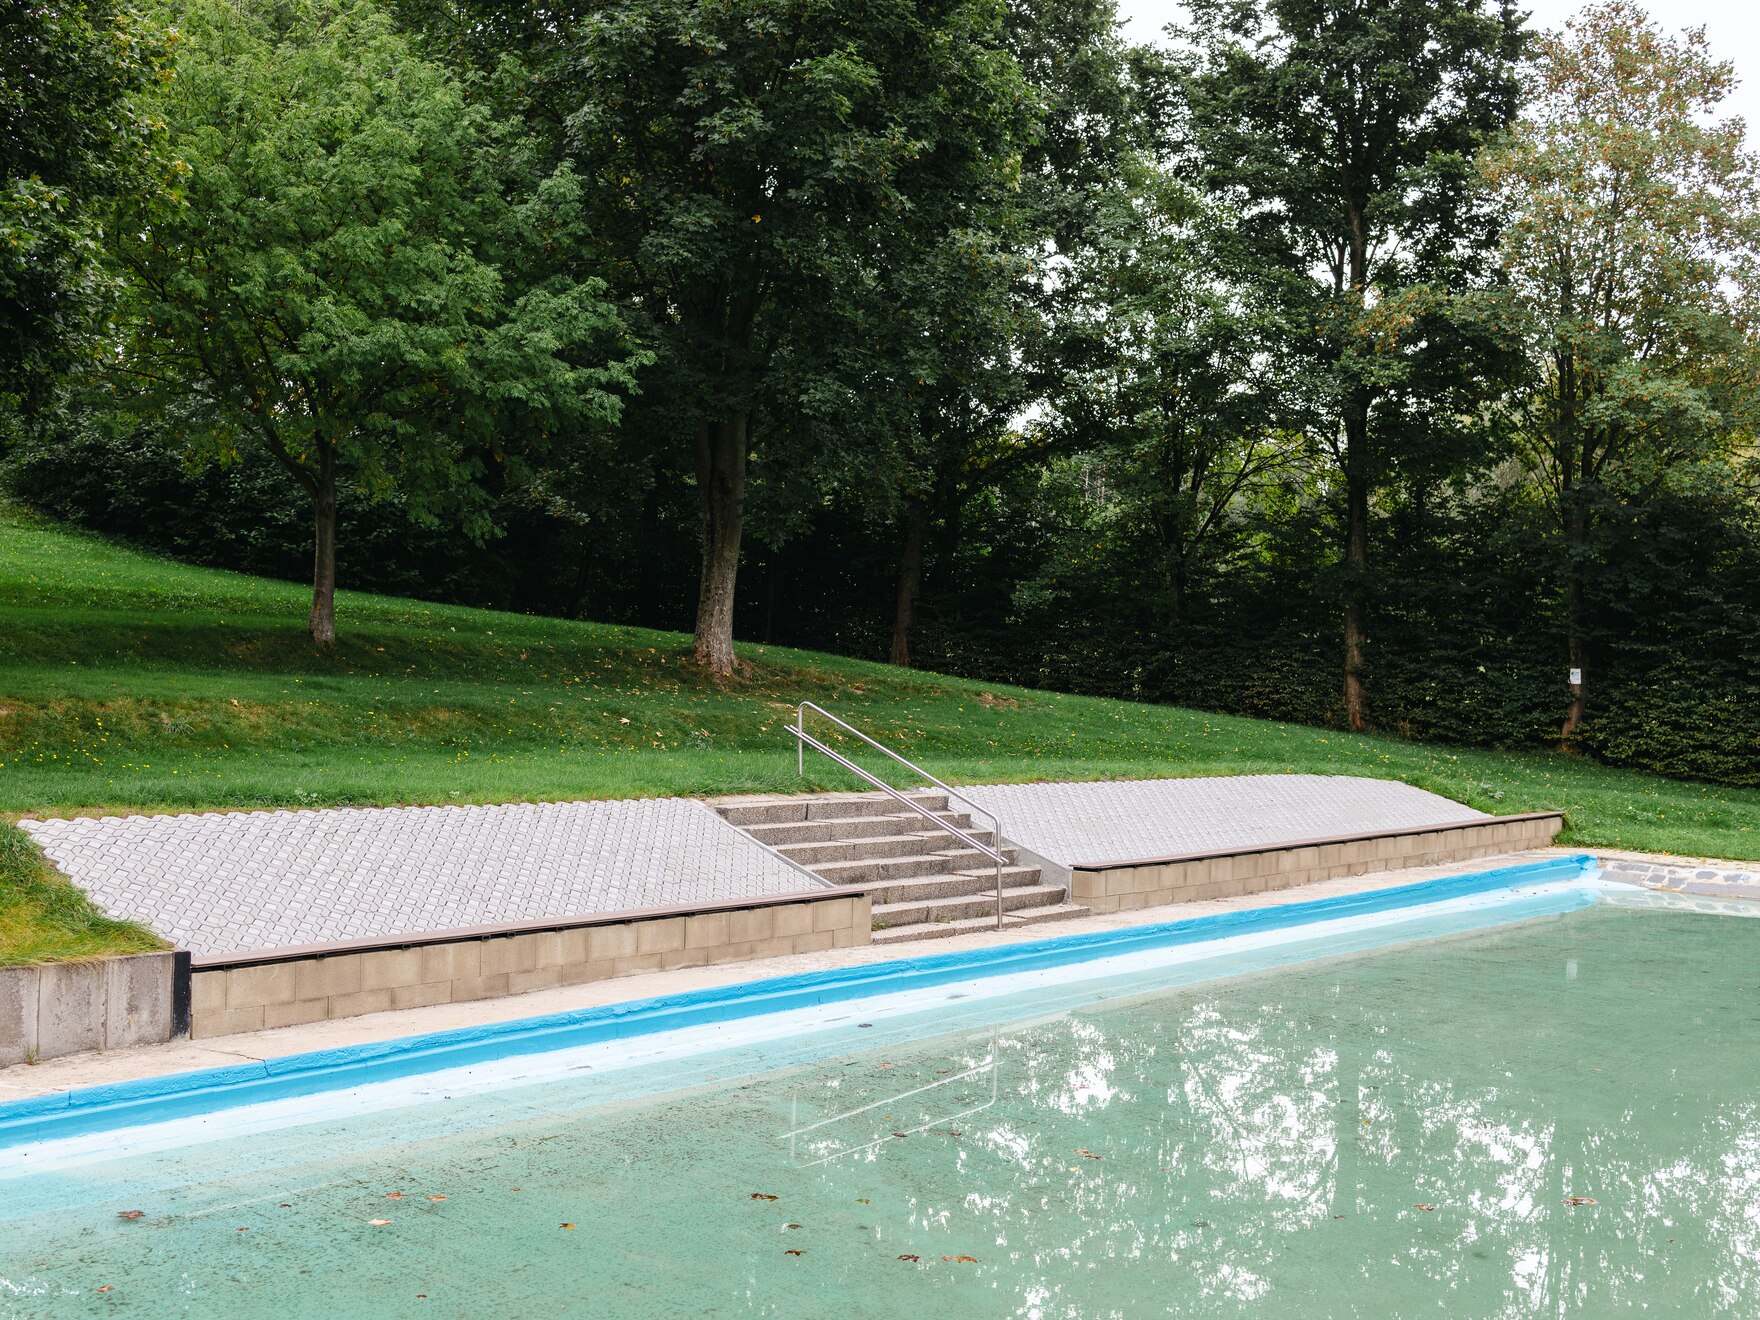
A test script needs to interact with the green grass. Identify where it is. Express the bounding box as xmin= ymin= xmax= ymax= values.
xmin=0 ymin=823 xmax=165 ymax=967
xmin=4 ymin=501 xmax=1760 ymax=959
